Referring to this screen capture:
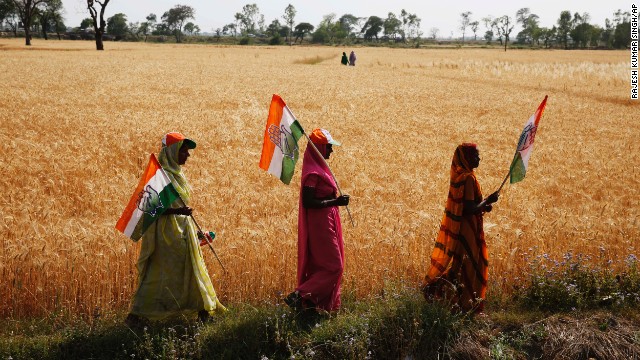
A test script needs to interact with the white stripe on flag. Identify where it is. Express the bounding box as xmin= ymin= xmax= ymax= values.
xmin=122 ymin=167 xmax=172 ymax=237
xmin=266 ymin=105 xmax=297 ymax=178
